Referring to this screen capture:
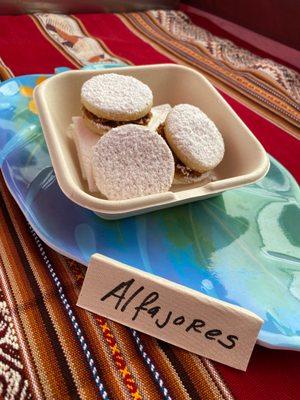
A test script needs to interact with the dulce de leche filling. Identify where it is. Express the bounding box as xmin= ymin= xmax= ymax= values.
xmin=157 ymin=123 xmax=202 ymax=180
xmin=82 ymin=106 xmax=152 ymax=128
